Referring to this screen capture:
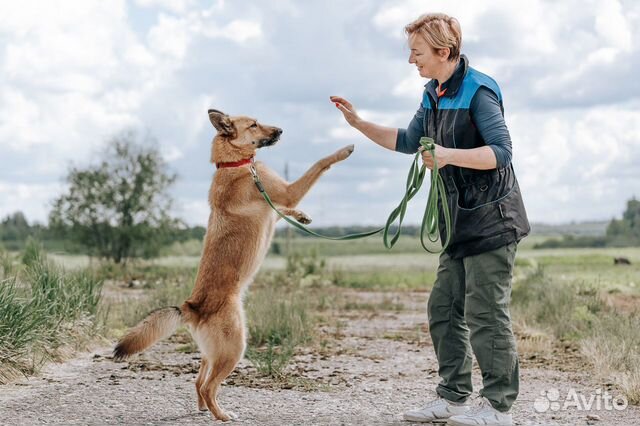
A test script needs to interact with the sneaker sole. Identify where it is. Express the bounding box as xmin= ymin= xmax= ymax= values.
xmin=447 ymin=420 xmax=512 ymax=426
xmin=402 ymin=416 xmax=449 ymax=424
